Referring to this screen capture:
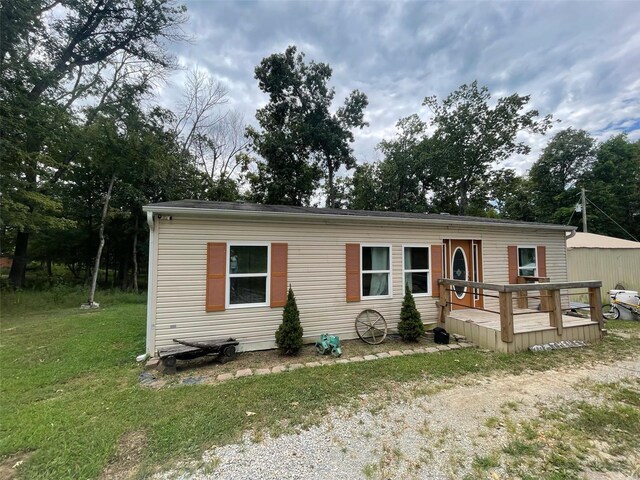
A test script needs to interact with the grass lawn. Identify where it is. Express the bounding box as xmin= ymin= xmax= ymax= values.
xmin=1 ymin=290 xmax=638 ymax=479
